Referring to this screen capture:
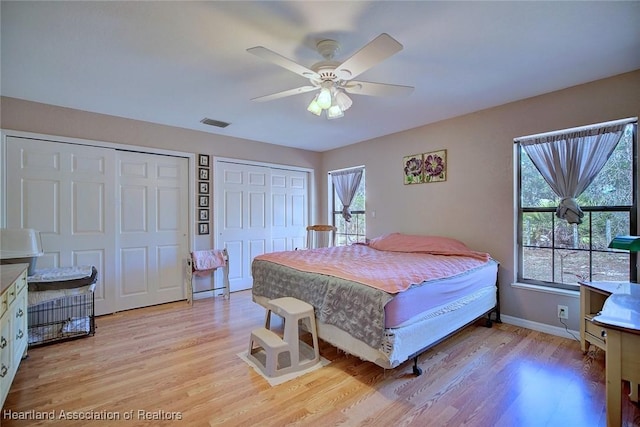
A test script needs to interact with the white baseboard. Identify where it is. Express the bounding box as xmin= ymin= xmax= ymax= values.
xmin=500 ymin=314 xmax=580 ymax=342
xmin=192 ymin=290 xmax=215 ymax=300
